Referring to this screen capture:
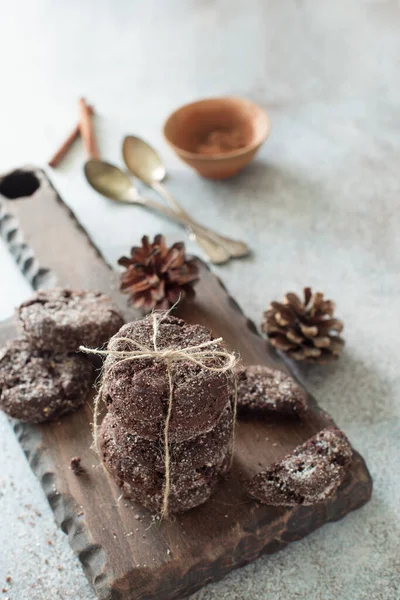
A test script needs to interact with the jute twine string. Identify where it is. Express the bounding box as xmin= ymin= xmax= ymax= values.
xmin=80 ymin=311 xmax=238 ymax=519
